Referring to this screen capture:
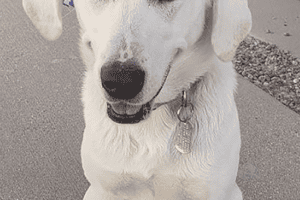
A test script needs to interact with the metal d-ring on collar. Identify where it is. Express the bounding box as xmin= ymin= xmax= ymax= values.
xmin=177 ymin=90 xmax=194 ymax=123
xmin=63 ymin=0 xmax=74 ymax=7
